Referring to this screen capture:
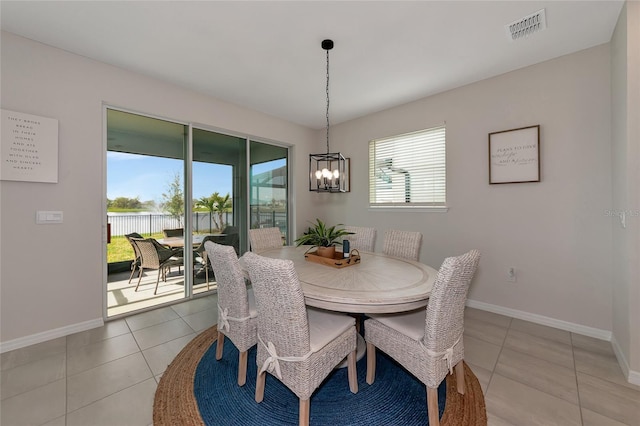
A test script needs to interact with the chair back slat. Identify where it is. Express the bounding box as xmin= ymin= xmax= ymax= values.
xmin=243 ymin=252 xmax=310 ymax=357
xmin=423 ymin=249 xmax=480 ymax=352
